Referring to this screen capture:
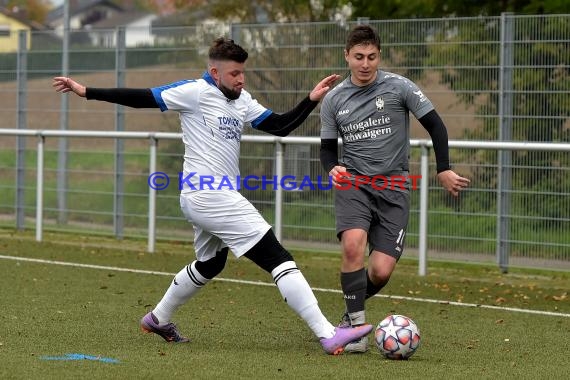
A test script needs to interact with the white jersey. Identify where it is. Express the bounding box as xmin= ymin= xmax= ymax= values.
xmin=151 ymin=72 xmax=272 ymax=192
